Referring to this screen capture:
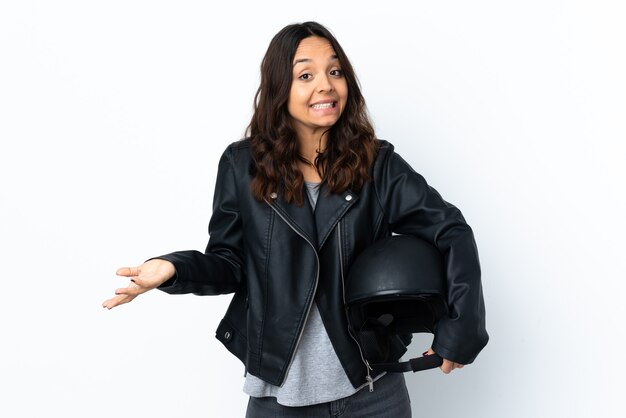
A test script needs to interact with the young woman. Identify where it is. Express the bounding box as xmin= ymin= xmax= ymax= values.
xmin=103 ymin=21 xmax=488 ymax=417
